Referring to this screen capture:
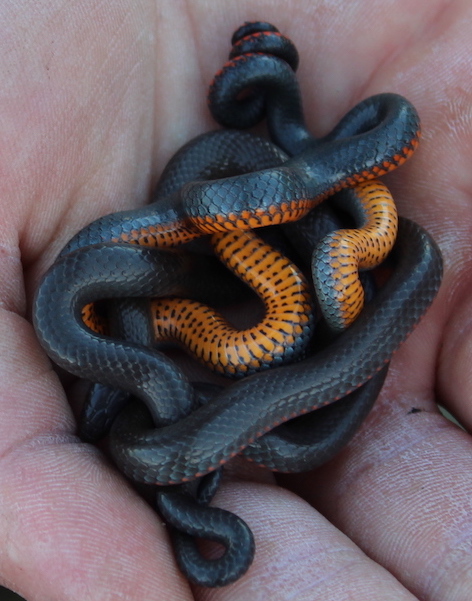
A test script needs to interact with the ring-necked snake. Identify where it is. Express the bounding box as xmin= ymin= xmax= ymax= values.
xmin=32 ymin=21 xmax=443 ymax=587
